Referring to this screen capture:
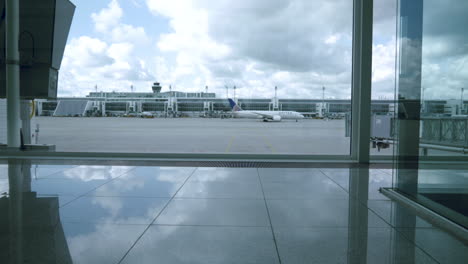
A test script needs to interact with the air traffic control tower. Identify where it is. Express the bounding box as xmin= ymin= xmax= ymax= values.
xmin=152 ymin=82 xmax=162 ymax=94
